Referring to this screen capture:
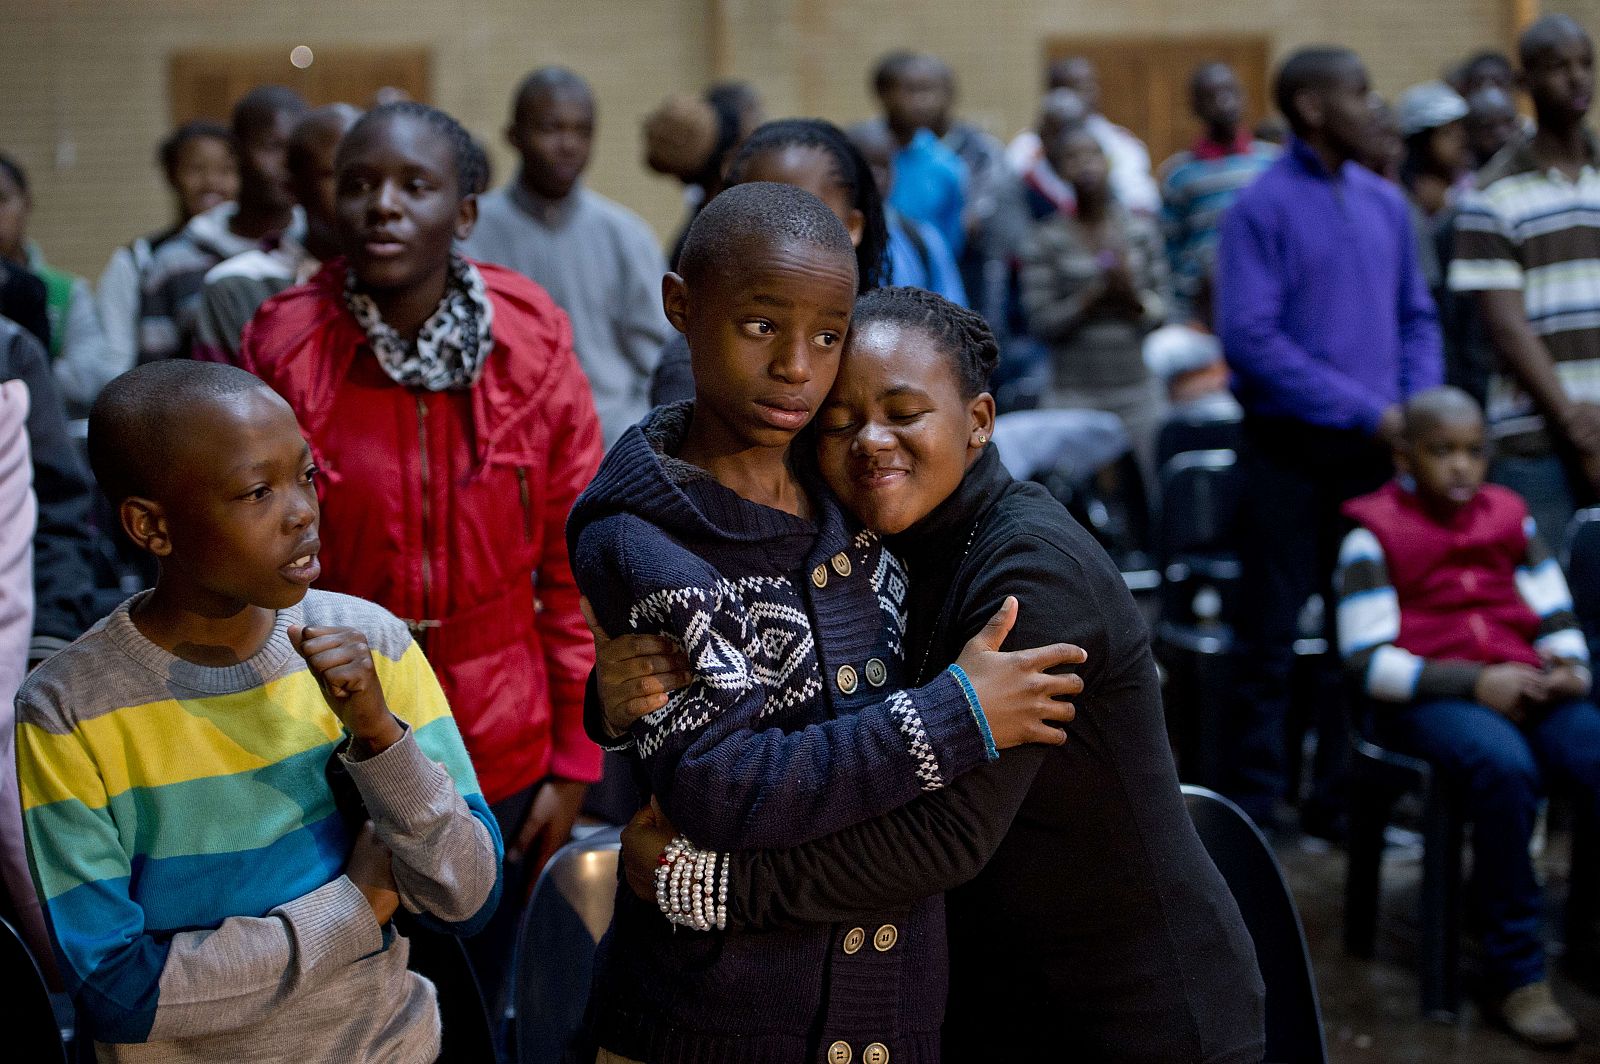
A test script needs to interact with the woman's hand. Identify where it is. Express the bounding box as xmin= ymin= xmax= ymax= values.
xmin=954 ymin=596 xmax=1087 ymax=749
xmin=620 ymin=799 xmax=678 ymax=902
xmin=582 ymin=598 xmax=692 ymax=737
